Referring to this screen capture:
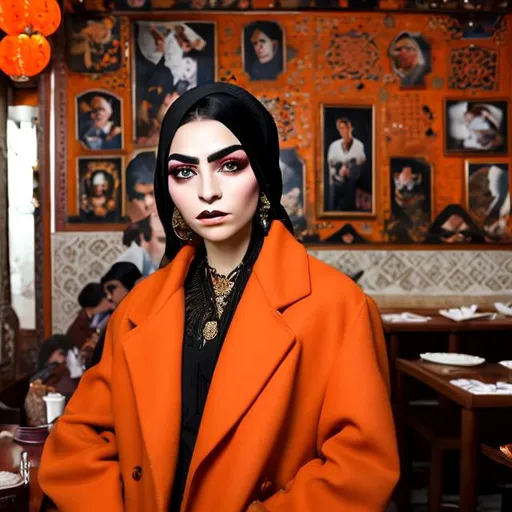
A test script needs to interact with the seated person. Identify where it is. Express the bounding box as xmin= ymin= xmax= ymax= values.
xmin=66 ymin=283 xmax=113 ymax=349
xmin=88 ymin=262 xmax=143 ymax=368
xmin=32 ymin=335 xmax=78 ymax=399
